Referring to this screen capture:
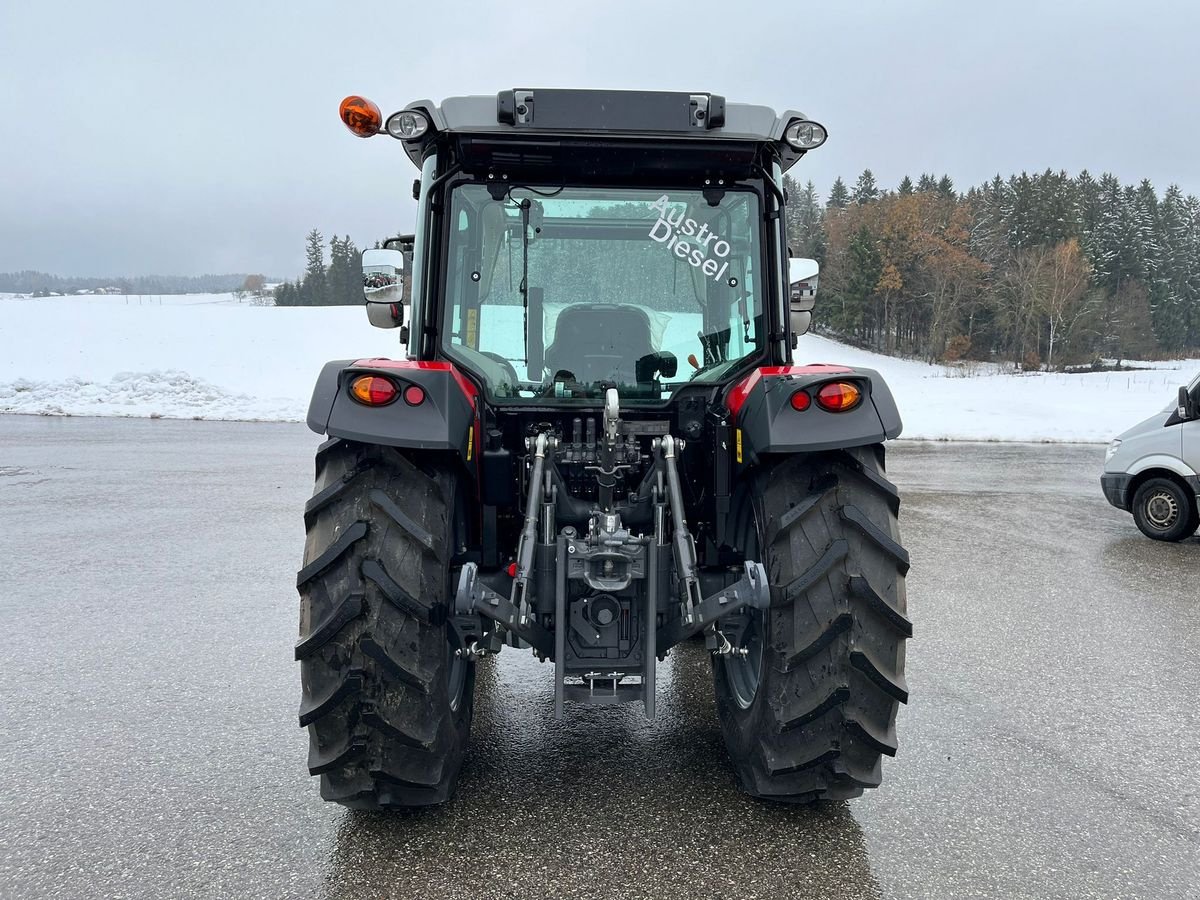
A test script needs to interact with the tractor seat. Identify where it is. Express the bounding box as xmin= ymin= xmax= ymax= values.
xmin=545 ymin=304 xmax=656 ymax=387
